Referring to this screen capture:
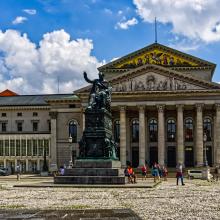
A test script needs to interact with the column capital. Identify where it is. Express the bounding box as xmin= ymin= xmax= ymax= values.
xmin=176 ymin=104 xmax=184 ymax=111
xmin=195 ymin=103 xmax=204 ymax=112
xmin=157 ymin=105 xmax=165 ymax=113
xmin=215 ymin=103 xmax=220 ymax=112
xmin=49 ymin=111 xmax=58 ymax=119
xmin=138 ymin=105 xmax=145 ymax=111
xmin=119 ymin=106 xmax=126 ymax=112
